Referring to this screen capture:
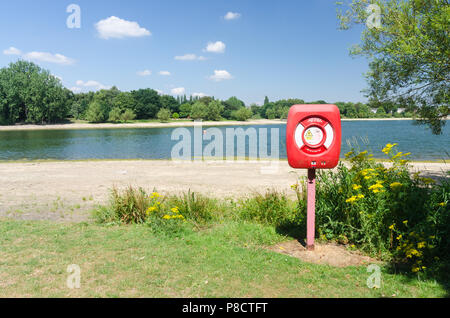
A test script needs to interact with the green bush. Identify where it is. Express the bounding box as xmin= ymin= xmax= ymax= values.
xmin=308 ymin=143 xmax=449 ymax=273
xmin=179 ymin=103 xmax=192 ymax=118
xmin=121 ymin=109 xmax=136 ymax=122
xmin=93 ymin=188 xmax=188 ymax=229
xmin=108 ymin=107 xmax=122 ymax=123
xmin=85 ymin=101 xmax=106 ymax=123
xmin=205 ymin=100 xmax=224 ymax=121
xmin=157 ymin=108 xmax=171 ymax=122
xmin=190 ymin=102 xmax=208 ymax=120
xmin=166 ymin=191 xmax=219 ymax=224
xmin=237 ymin=190 xmax=304 ymax=231
xmin=172 ymin=112 xmax=180 ymax=119
xmin=108 ymin=187 xmax=152 ymax=224
xmin=232 ymin=107 xmax=253 ymax=121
